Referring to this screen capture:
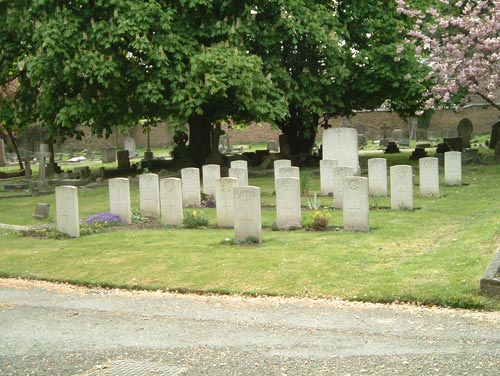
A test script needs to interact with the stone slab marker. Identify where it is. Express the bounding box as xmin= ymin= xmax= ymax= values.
xmin=228 ymin=167 xmax=249 ymax=186
xmin=275 ymin=177 xmax=302 ymax=229
xmin=390 ymin=165 xmax=413 ymax=210
xmin=230 ymin=160 xmax=248 ymax=169
xmin=332 ymin=166 xmax=354 ymax=209
xmin=274 ymin=159 xmax=291 ymax=179
xmin=322 ymin=128 xmax=360 ymax=175
xmin=181 ymin=167 xmax=201 ymax=207
xmin=368 ymin=158 xmax=388 ymax=197
xmin=343 ymin=177 xmax=369 ymax=232
xmin=0 ymin=139 xmax=6 ymax=167
xmin=139 ymin=173 xmax=160 ymax=218
xmin=279 ymin=166 xmax=300 ymax=179
xmin=56 ymin=186 xmax=80 ymax=238
xmin=160 ymin=178 xmax=183 ymax=226
xmin=215 ymin=177 xmax=238 ymax=227
xmin=233 ymin=186 xmax=262 ymax=243
xmin=419 ymin=157 xmax=439 ymax=197
xmin=320 ymin=159 xmax=338 ymax=196
xmin=109 ymin=178 xmax=132 ymax=224
xmin=202 ymin=164 xmax=220 ymax=196
xmin=444 ymin=151 xmax=462 ymax=186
